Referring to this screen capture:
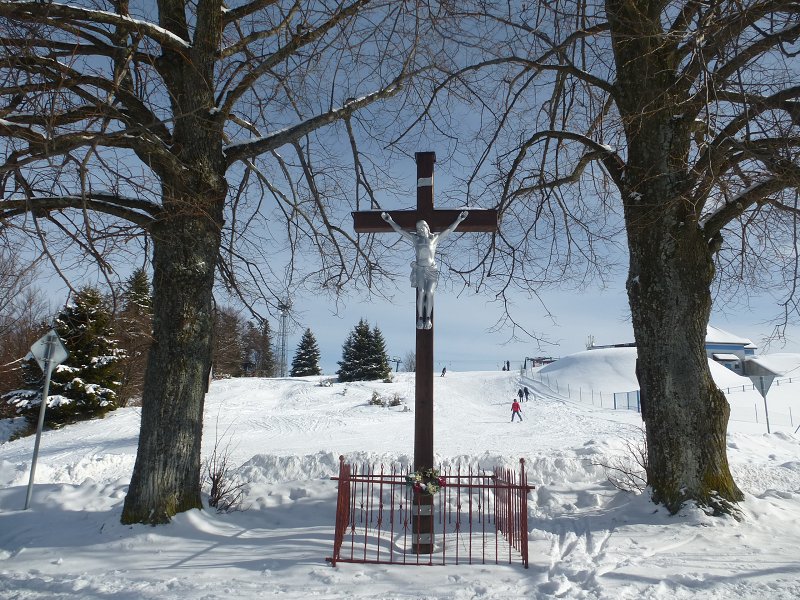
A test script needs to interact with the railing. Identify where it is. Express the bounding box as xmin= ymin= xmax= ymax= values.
xmin=524 ymin=369 xmax=800 ymax=420
xmin=327 ymin=457 xmax=534 ymax=568
xmin=613 ymin=390 xmax=641 ymax=412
